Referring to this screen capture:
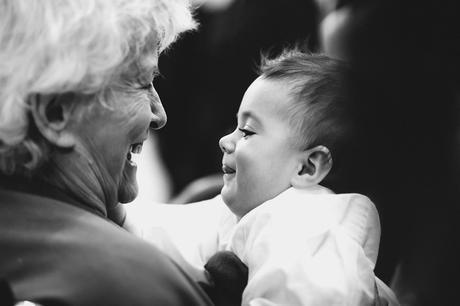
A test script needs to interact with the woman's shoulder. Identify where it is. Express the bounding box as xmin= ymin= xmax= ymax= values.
xmin=0 ymin=188 xmax=212 ymax=306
